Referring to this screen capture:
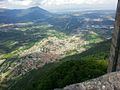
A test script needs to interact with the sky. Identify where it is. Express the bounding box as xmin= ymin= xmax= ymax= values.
xmin=0 ymin=0 xmax=118 ymax=12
